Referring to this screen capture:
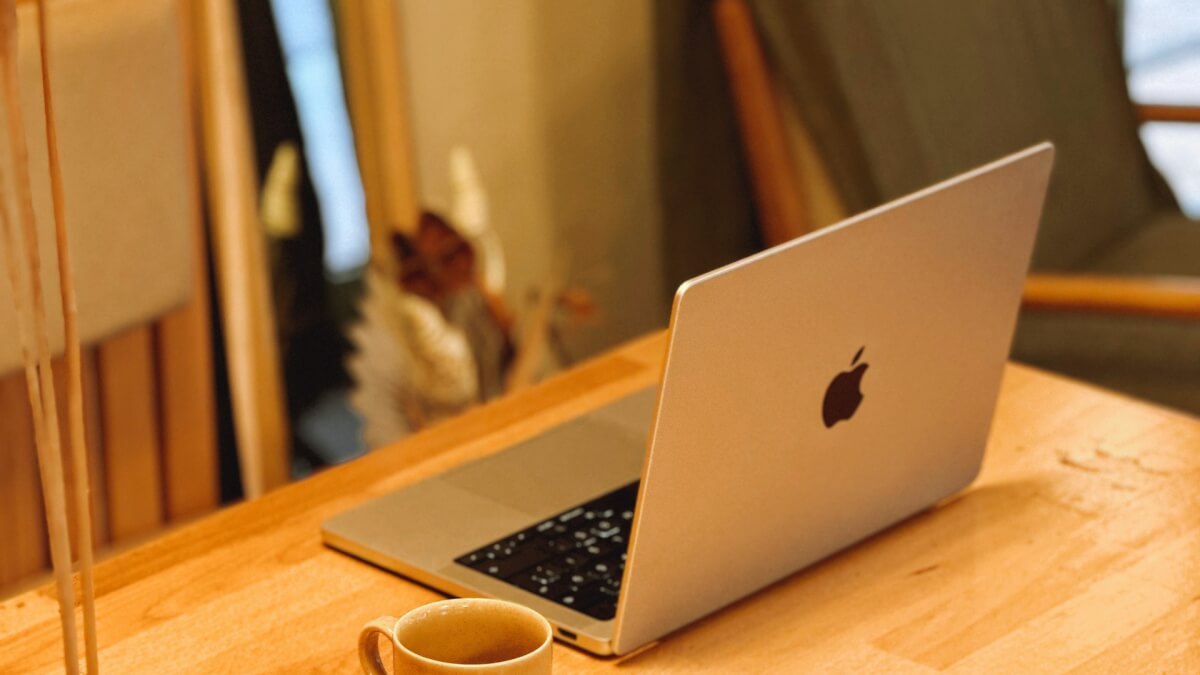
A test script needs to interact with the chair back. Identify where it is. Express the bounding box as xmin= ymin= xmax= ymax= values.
xmin=751 ymin=0 xmax=1177 ymax=269
xmin=0 ymin=0 xmax=216 ymax=595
